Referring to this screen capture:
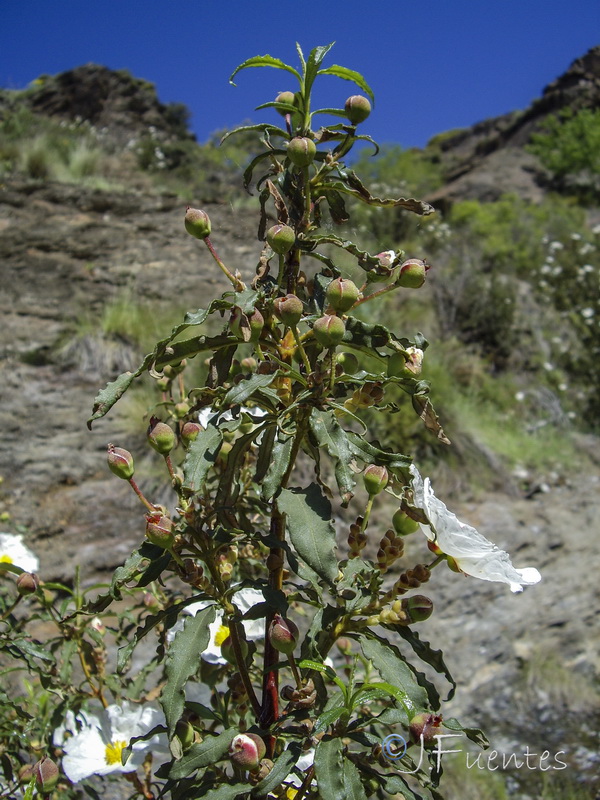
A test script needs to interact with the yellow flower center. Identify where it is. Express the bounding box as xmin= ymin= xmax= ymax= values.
xmin=214 ymin=625 xmax=231 ymax=647
xmin=104 ymin=740 xmax=127 ymax=766
xmin=0 ymin=555 xmax=13 ymax=564
xmin=286 ymin=789 xmax=298 ymax=800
